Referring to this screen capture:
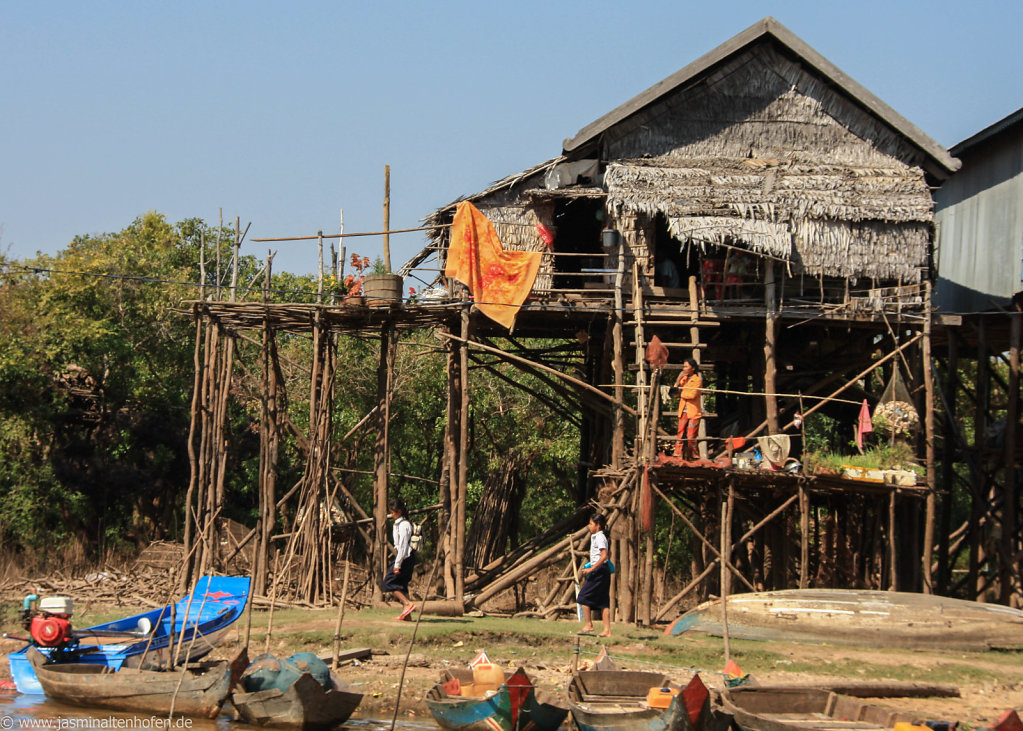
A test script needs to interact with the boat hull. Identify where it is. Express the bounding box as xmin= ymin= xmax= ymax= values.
xmin=717 ymin=686 xmax=916 ymax=731
xmin=27 ymin=647 xmax=231 ymax=718
xmin=666 ymin=589 xmax=1023 ymax=651
xmin=8 ymin=575 xmax=250 ymax=694
xmin=232 ymin=672 xmax=363 ymax=730
xmin=425 ymin=668 xmax=567 ymax=731
xmin=567 ymin=671 xmax=700 ymax=731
